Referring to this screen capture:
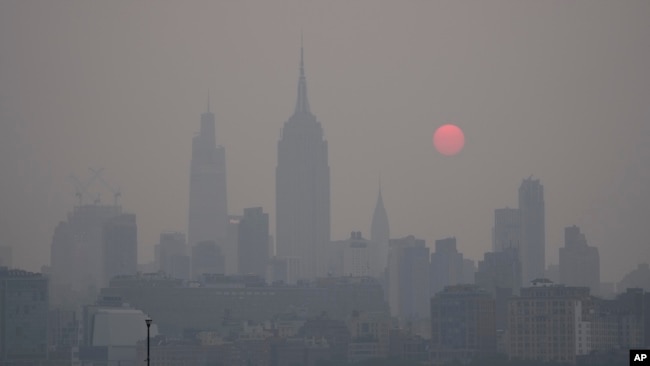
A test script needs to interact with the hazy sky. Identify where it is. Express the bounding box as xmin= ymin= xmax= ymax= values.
xmin=1 ymin=1 xmax=649 ymax=283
